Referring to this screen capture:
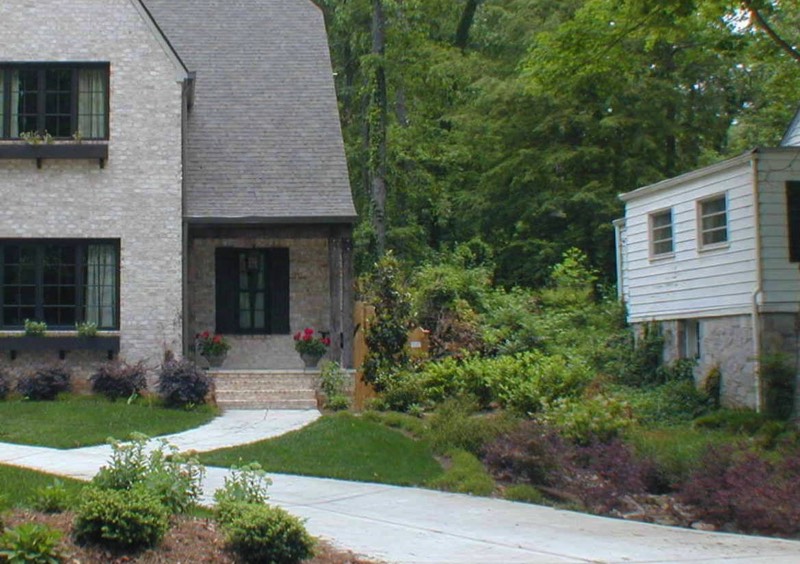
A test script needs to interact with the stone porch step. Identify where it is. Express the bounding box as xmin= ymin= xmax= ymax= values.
xmin=215 ymin=398 xmax=319 ymax=410
xmin=210 ymin=369 xmax=319 ymax=410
